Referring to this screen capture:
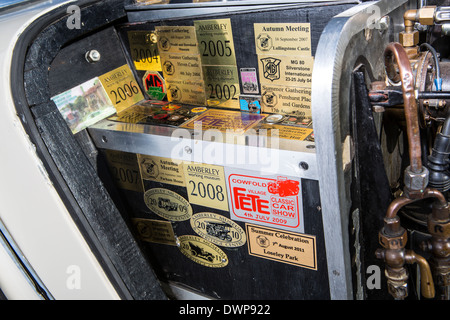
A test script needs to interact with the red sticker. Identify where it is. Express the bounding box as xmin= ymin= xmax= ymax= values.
xmin=228 ymin=174 xmax=301 ymax=231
